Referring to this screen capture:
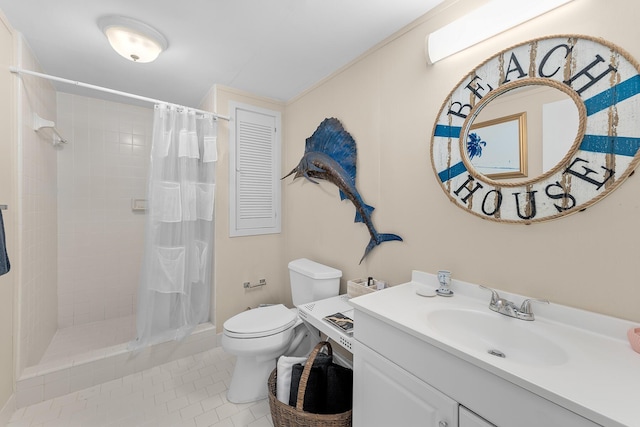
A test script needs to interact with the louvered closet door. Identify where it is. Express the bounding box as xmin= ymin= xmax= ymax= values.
xmin=230 ymin=104 xmax=281 ymax=236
